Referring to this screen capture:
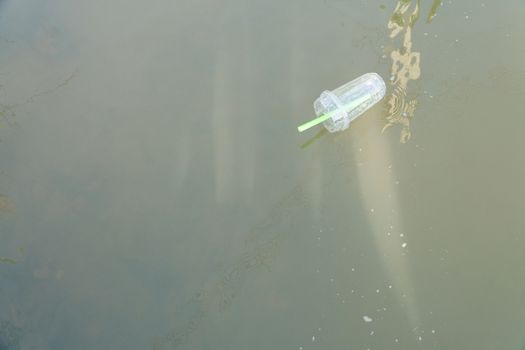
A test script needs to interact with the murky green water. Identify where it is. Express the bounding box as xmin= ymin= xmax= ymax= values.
xmin=1 ymin=0 xmax=525 ymax=349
